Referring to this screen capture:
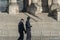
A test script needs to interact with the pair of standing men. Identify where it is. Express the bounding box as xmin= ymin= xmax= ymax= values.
xmin=18 ymin=17 xmax=32 ymax=40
